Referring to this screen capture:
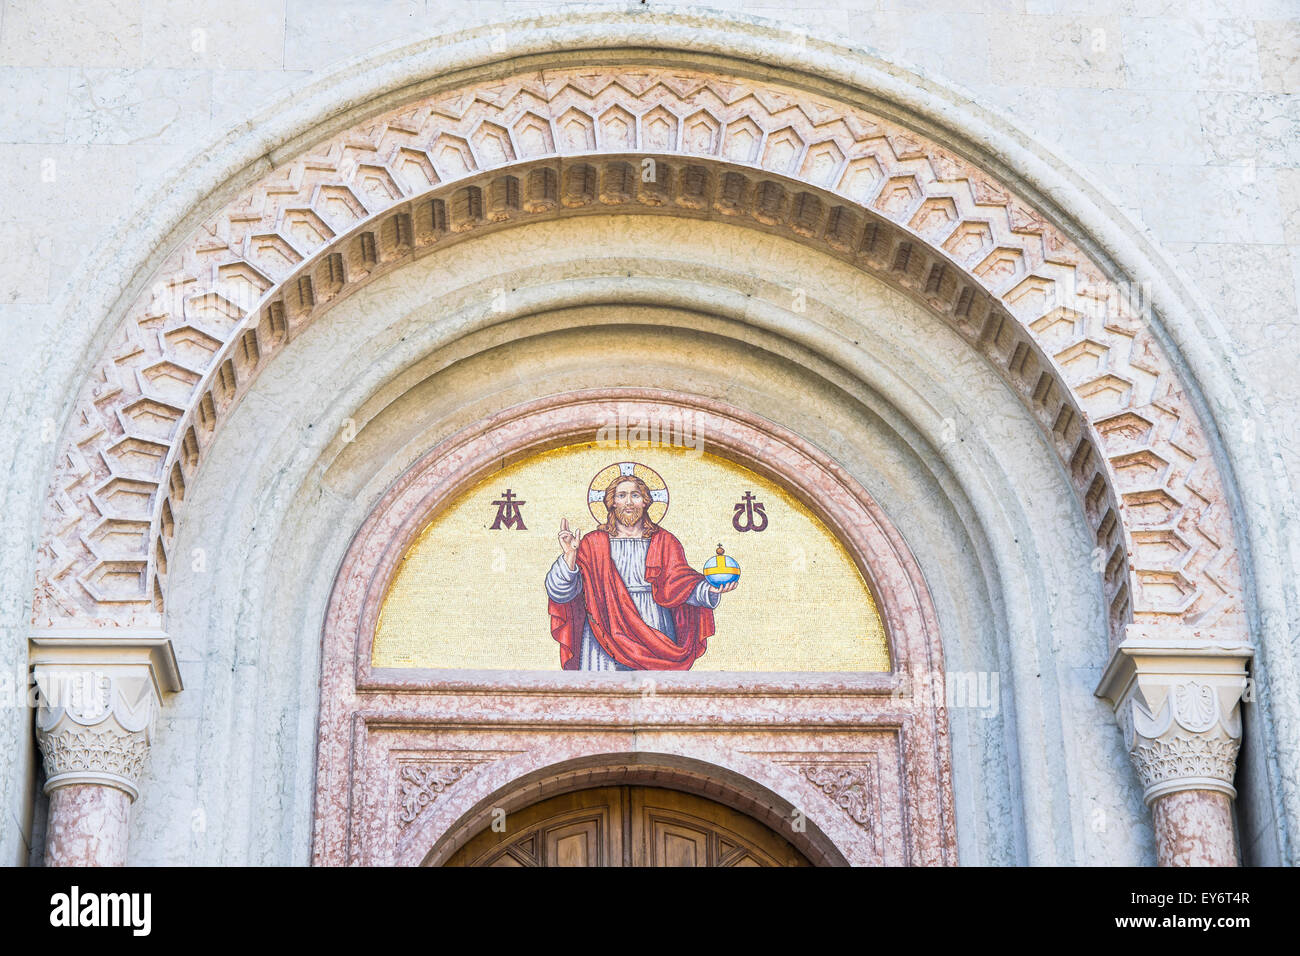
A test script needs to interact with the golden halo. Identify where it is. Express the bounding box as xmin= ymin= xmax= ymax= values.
xmin=588 ymin=462 xmax=669 ymax=526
